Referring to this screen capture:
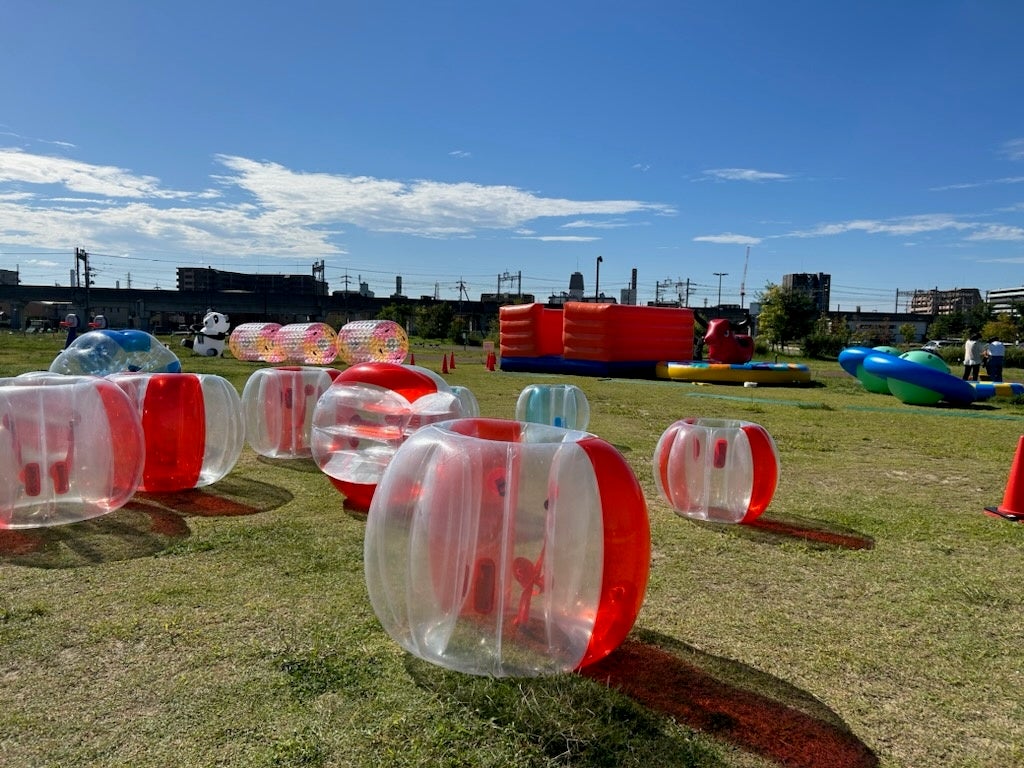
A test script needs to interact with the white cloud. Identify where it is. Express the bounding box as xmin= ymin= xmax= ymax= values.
xmin=1002 ymin=138 xmax=1024 ymax=161
xmin=632 ymin=163 xmax=651 ymax=172
xmin=693 ymin=233 xmax=761 ymax=245
xmin=562 ymin=218 xmax=637 ymax=230
xmin=517 ymin=235 xmax=601 ymax=242
xmin=785 ymin=214 xmax=975 ymax=238
xmin=0 ymin=149 xmax=672 ymax=257
xmin=966 ymin=224 xmax=1024 ymax=242
xmin=449 ymin=150 xmax=471 ymax=158
xmin=0 ymin=148 xmax=191 ymax=199
xmin=702 ymin=168 xmax=790 ymax=182
xmin=930 ymin=176 xmax=1024 ymax=191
